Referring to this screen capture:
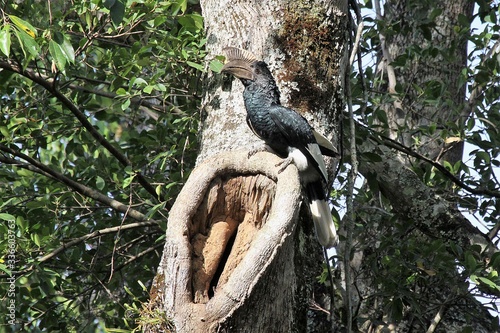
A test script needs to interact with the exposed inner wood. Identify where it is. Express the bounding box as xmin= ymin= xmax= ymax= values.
xmin=191 ymin=174 xmax=276 ymax=303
